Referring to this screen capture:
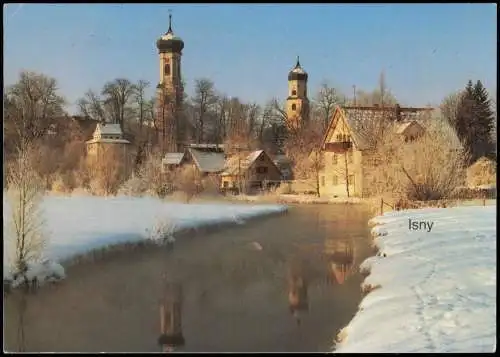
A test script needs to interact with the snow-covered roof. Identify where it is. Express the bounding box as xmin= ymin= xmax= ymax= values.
xmin=96 ymin=123 xmax=123 ymax=136
xmin=290 ymin=66 xmax=307 ymax=75
xmin=186 ymin=143 xmax=225 ymax=151
xmin=86 ymin=138 xmax=130 ymax=144
xmin=188 ymin=148 xmax=226 ymax=173
xmin=163 ymin=152 xmax=185 ymax=165
xmin=222 ymin=150 xmax=265 ymax=176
